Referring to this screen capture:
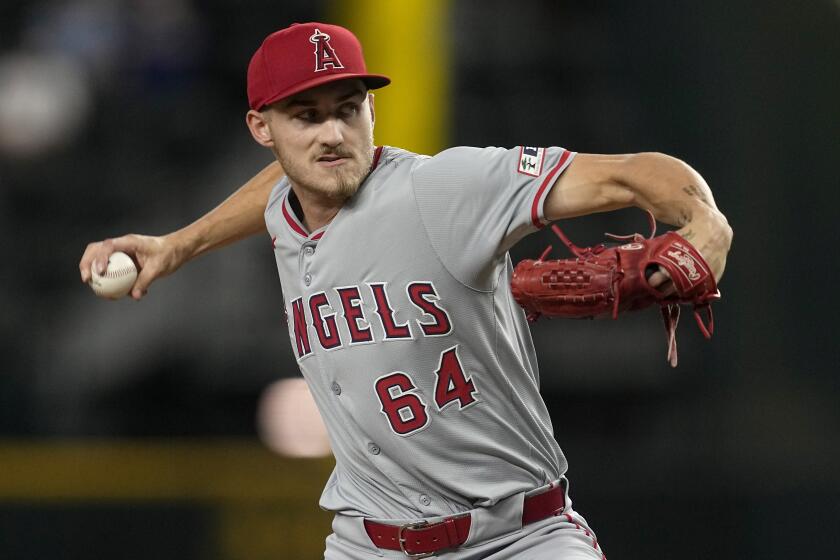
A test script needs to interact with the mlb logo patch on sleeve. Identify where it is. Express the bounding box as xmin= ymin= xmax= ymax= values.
xmin=518 ymin=146 xmax=545 ymax=177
